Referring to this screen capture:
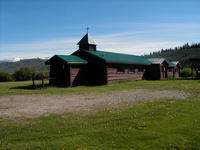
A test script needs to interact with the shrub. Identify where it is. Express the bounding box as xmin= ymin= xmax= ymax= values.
xmin=0 ymin=72 xmax=14 ymax=82
xmin=13 ymin=67 xmax=36 ymax=81
xmin=180 ymin=68 xmax=192 ymax=77
xmin=43 ymin=71 xmax=49 ymax=79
